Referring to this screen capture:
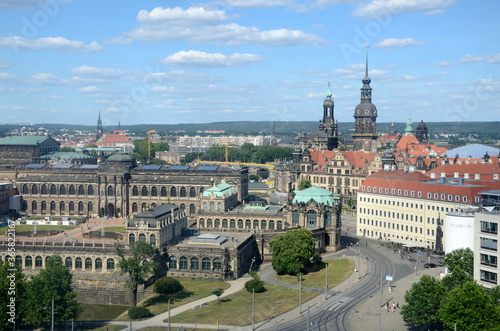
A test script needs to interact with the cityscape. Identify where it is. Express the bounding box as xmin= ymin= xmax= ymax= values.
xmin=1 ymin=0 xmax=500 ymax=331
